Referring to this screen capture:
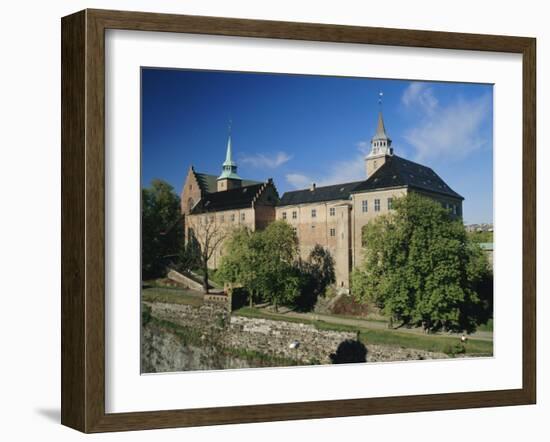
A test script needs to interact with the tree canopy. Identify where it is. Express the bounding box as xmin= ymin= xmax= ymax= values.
xmin=141 ymin=179 xmax=183 ymax=279
xmin=218 ymin=221 xmax=302 ymax=310
xmin=351 ymin=193 xmax=491 ymax=333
